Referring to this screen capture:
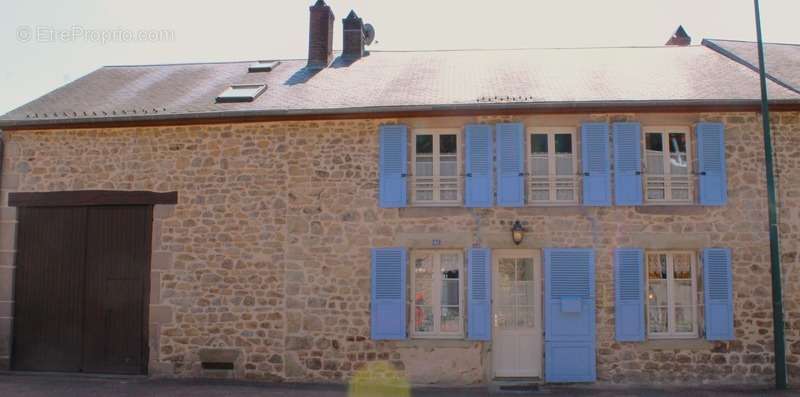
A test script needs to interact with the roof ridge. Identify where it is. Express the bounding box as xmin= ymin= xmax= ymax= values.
xmin=103 ymin=58 xmax=307 ymax=68
xmin=369 ymin=45 xmax=704 ymax=53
